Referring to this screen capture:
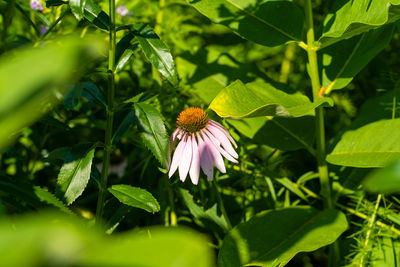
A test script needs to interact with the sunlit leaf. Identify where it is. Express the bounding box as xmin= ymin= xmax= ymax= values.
xmin=108 ymin=184 xmax=160 ymax=213
xmin=132 ymin=24 xmax=178 ymax=85
xmin=327 ymin=119 xmax=400 ymax=167
xmin=33 ymin=186 xmax=74 ymax=215
xmin=83 ymin=0 xmax=109 ymax=30
xmin=69 ymin=0 xmax=86 ymax=20
xmin=210 ymin=80 xmax=333 ymax=118
xmin=56 ymin=143 xmax=96 ymax=205
xmin=318 ymin=0 xmax=400 ymax=48
xmin=218 ymin=207 xmax=348 ymax=267
xmin=186 ymin=0 xmax=304 ymax=47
